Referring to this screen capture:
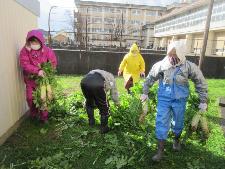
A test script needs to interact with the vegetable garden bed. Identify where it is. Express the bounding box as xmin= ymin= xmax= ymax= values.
xmin=0 ymin=76 xmax=224 ymax=169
